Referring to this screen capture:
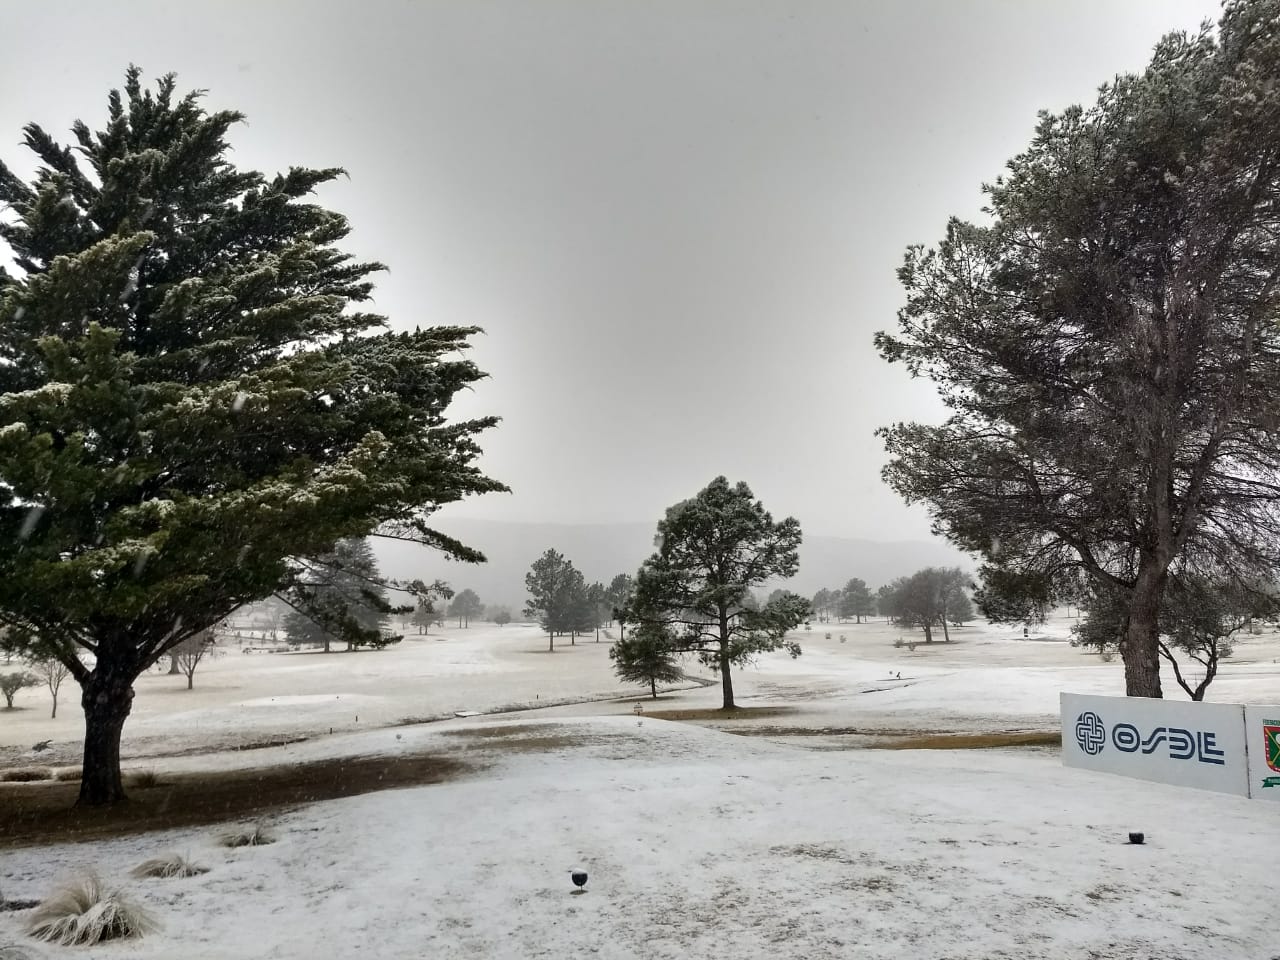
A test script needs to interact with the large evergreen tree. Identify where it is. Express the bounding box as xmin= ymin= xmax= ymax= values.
xmin=626 ymin=477 xmax=809 ymax=709
xmin=0 ymin=70 xmax=503 ymax=804
xmin=876 ymin=3 xmax=1280 ymax=697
